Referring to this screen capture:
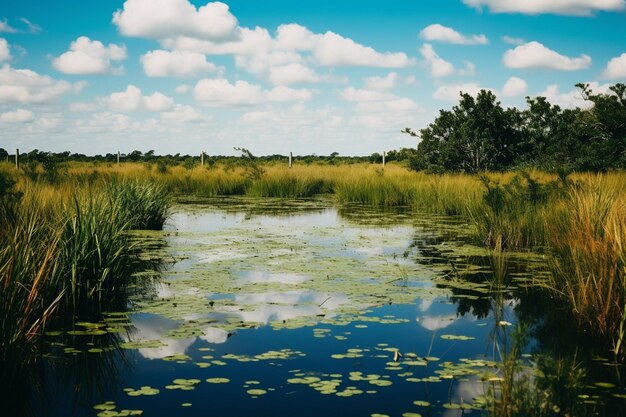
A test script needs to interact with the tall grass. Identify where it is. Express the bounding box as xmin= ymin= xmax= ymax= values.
xmin=0 ymin=172 xmax=171 ymax=371
xmin=546 ymin=174 xmax=626 ymax=357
